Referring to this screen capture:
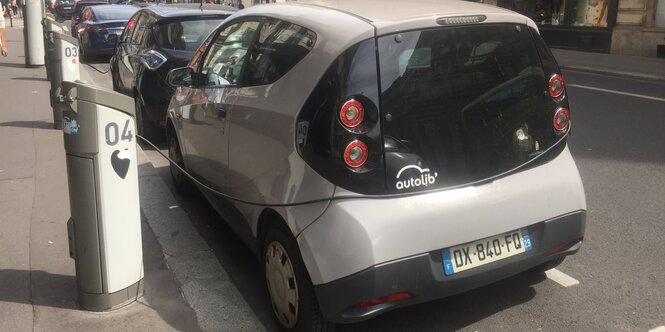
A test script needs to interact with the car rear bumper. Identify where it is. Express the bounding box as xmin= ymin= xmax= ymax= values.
xmin=313 ymin=210 xmax=585 ymax=323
